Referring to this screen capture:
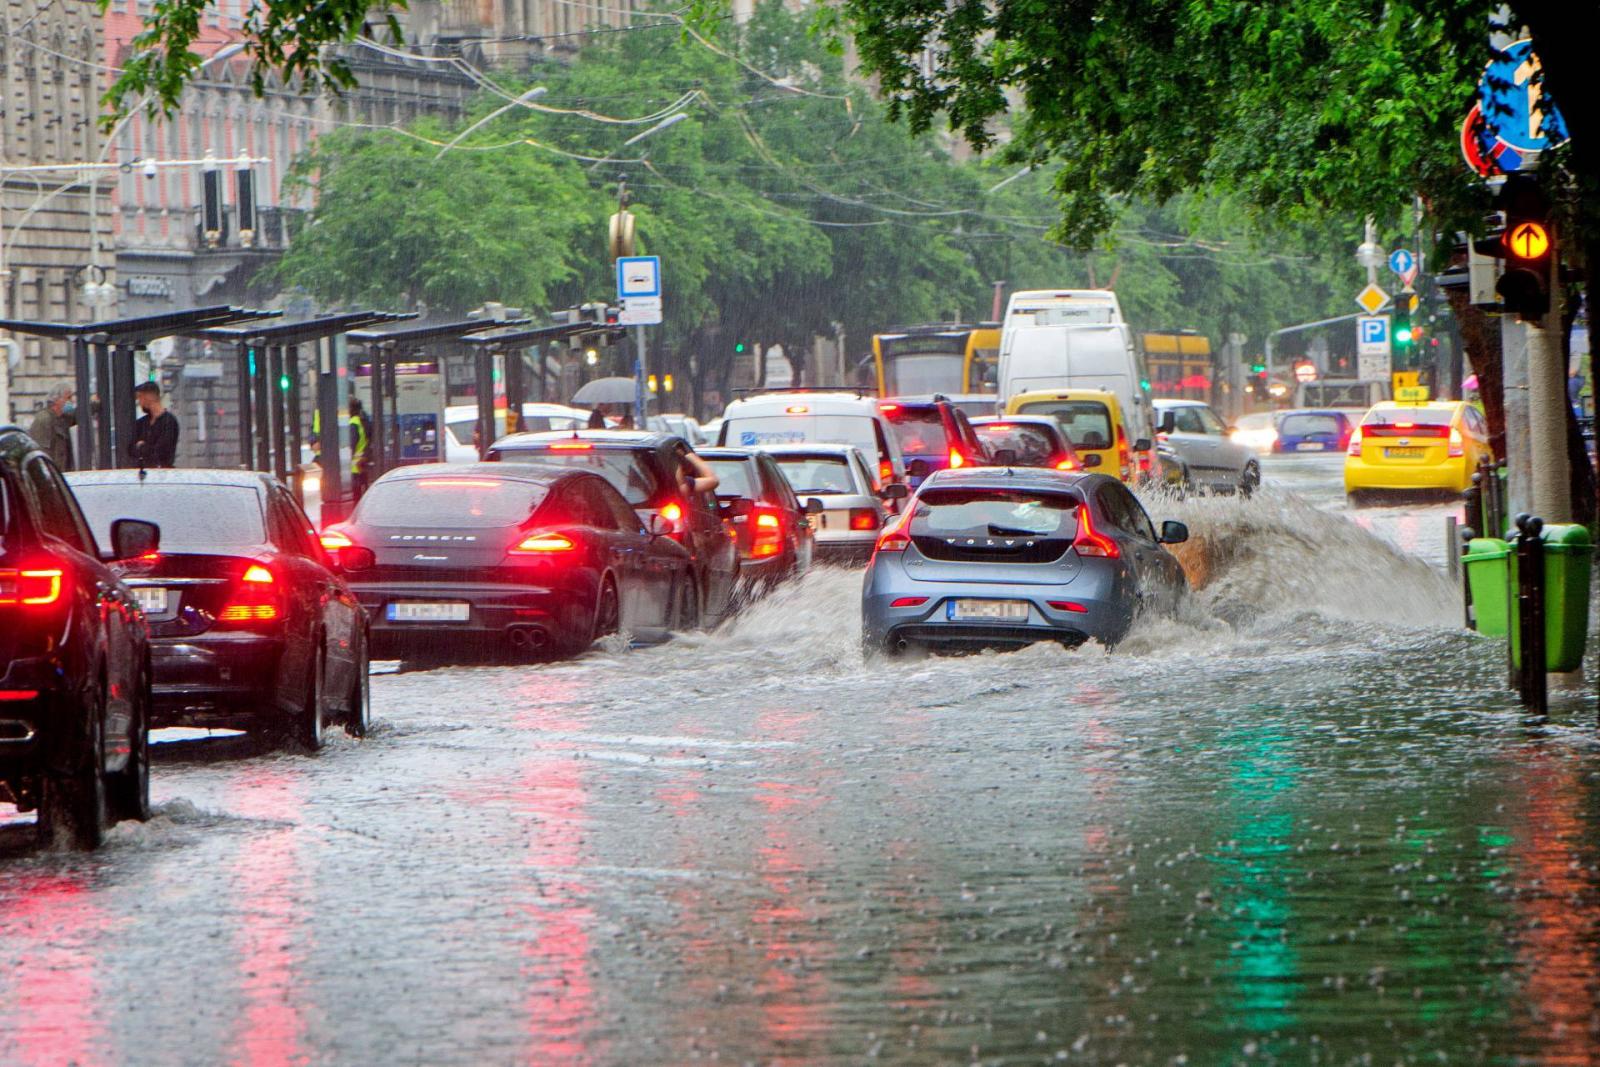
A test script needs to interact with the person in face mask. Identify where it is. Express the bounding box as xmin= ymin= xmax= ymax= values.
xmin=28 ymin=382 xmax=78 ymax=471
